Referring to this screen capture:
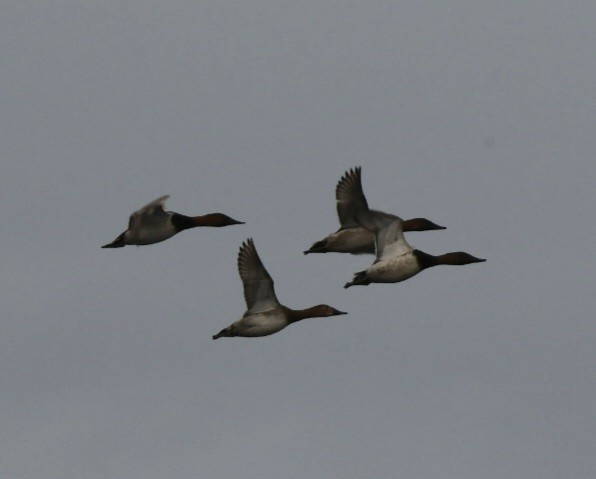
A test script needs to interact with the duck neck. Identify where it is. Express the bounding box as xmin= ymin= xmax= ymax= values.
xmin=283 ymin=306 xmax=323 ymax=324
xmin=414 ymin=249 xmax=482 ymax=269
xmin=402 ymin=218 xmax=445 ymax=232
xmin=171 ymin=213 xmax=235 ymax=230
xmin=191 ymin=213 xmax=226 ymax=227
xmin=402 ymin=218 xmax=423 ymax=232
xmin=170 ymin=213 xmax=197 ymax=231
xmin=434 ymin=252 xmax=466 ymax=265
xmin=412 ymin=249 xmax=440 ymax=270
